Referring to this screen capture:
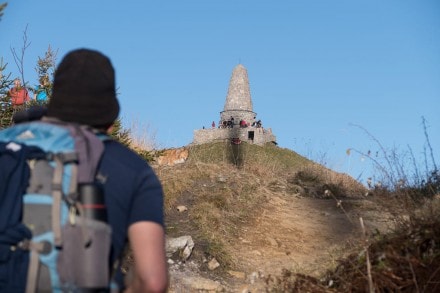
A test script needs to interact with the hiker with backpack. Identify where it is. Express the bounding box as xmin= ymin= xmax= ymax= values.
xmin=8 ymin=78 xmax=30 ymax=106
xmin=33 ymin=76 xmax=49 ymax=103
xmin=0 ymin=49 xmax=168 ymax=292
